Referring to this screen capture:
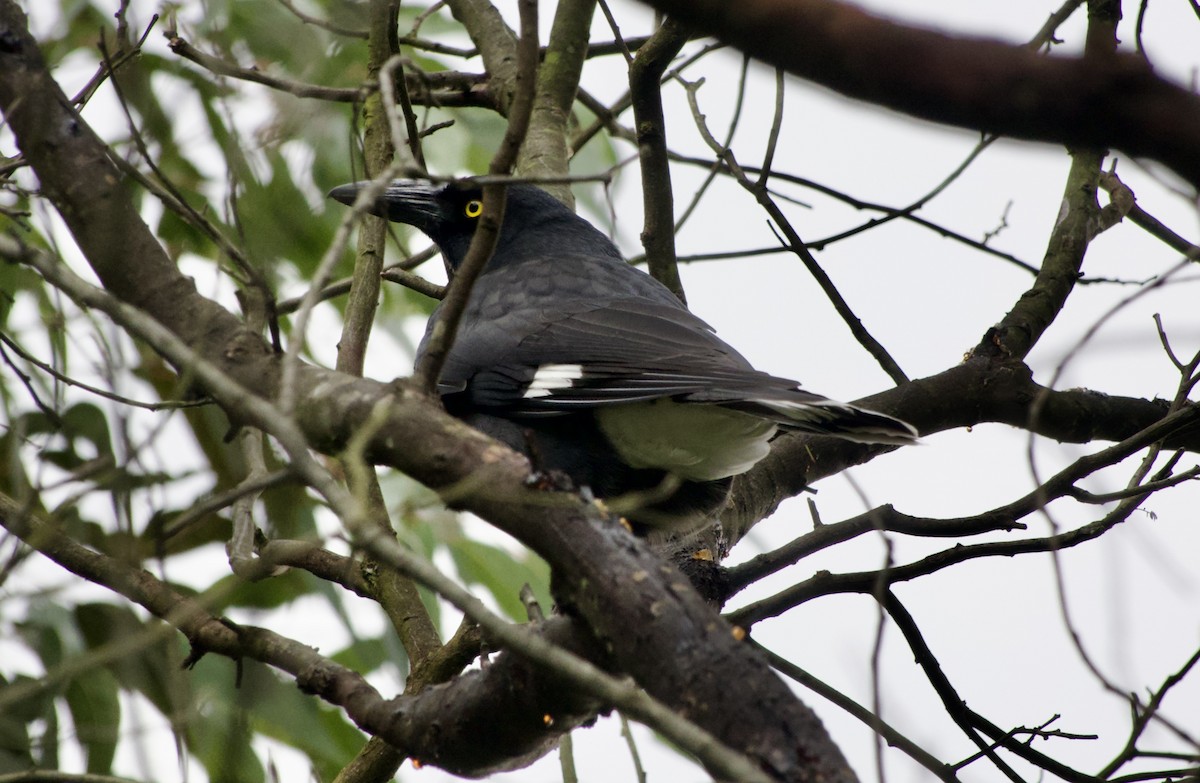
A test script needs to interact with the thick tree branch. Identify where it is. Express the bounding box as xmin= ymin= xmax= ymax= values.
xmin=633 ymin=0 xmax=1200 ymax=190
xmin=8 ymin=2 xmax=1196 ymax=777
xmin=629 ymin=17 xmax=690 ymax=301
xmin=338 ymin=1 xmax=401 ymax=381
xmin=446 ymin=0 xmax=519 ymax=114
xmin=516 ymin=0 xmax=598 ymax=206
xmin=7 ymin=243 xmax=774 ymax=782
xmin=973 ymin=0 xmax=1122 ymax=362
